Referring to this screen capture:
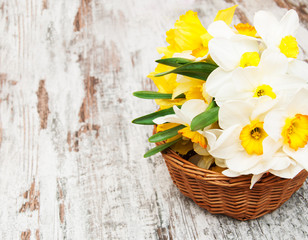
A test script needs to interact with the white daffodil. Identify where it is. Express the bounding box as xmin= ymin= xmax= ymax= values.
xmin=207 ymin=98 xmax=292 ymax=188
xmin=254 ymin=9 xmax=300 ymax=59
xmin=206 ymin=50 xmax=306 ymax=106
xmin=207 ymin=20 xmax=261 ymax=71
xmin=264 ymin=88 xmax=308 ymax=170
xmin=153 ymin=99 xmax=208 ymax=148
